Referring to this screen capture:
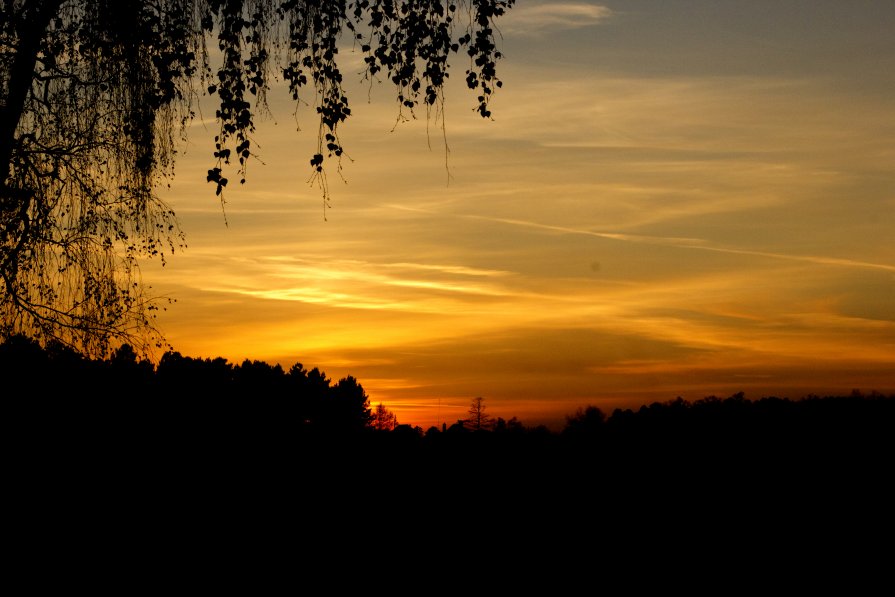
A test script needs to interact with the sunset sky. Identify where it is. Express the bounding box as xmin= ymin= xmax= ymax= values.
xmin=144 ymin=1 xmax=895 ymax=431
